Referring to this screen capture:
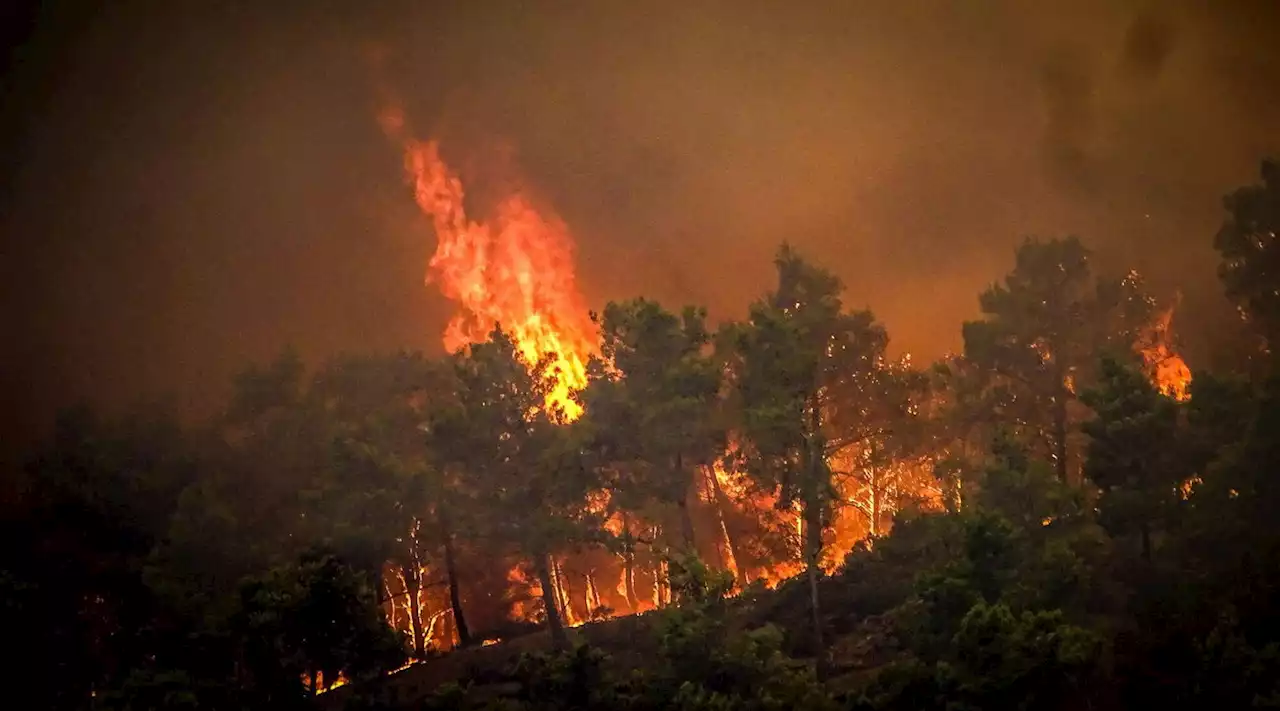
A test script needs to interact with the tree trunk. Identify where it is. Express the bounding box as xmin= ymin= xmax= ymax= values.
xmin=440 ymin=516 xmax=472 ymax=647
xmin=657 ymin=557 xmax=670 ymax=607
xmin=556 ymin=557 xmax=579 ymax=625
xmin=403 ymin=559 xmax=426 ymax=659
xmin=651 ymin=524 xmax=669 ymax=608
xmin=621 ymin=513 xmax=639 ymax=612
xmin=675 ymin=453 xmax=697 ymax=554
xmin=706 ymin=466 xmax=748 ymax=585
xmin=868 ymin=471 xmax=881 ymax=539
xmin=804 ymin=494 xmax=825 ymax=660
xmin=1053 ymin=370 xmax=1070 ymax=483
xmin=624 ymin=554 xmax=639 ymax=612
xmin=585 ymin=572 xmax=602 ymax=618
xmin=535 ymin=554 xmax=568 ymax=649
xmin=1140 ymin=520 xmax=1152 ymax=562
xmin=804 ymin=397 xmax=826 ymax=674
